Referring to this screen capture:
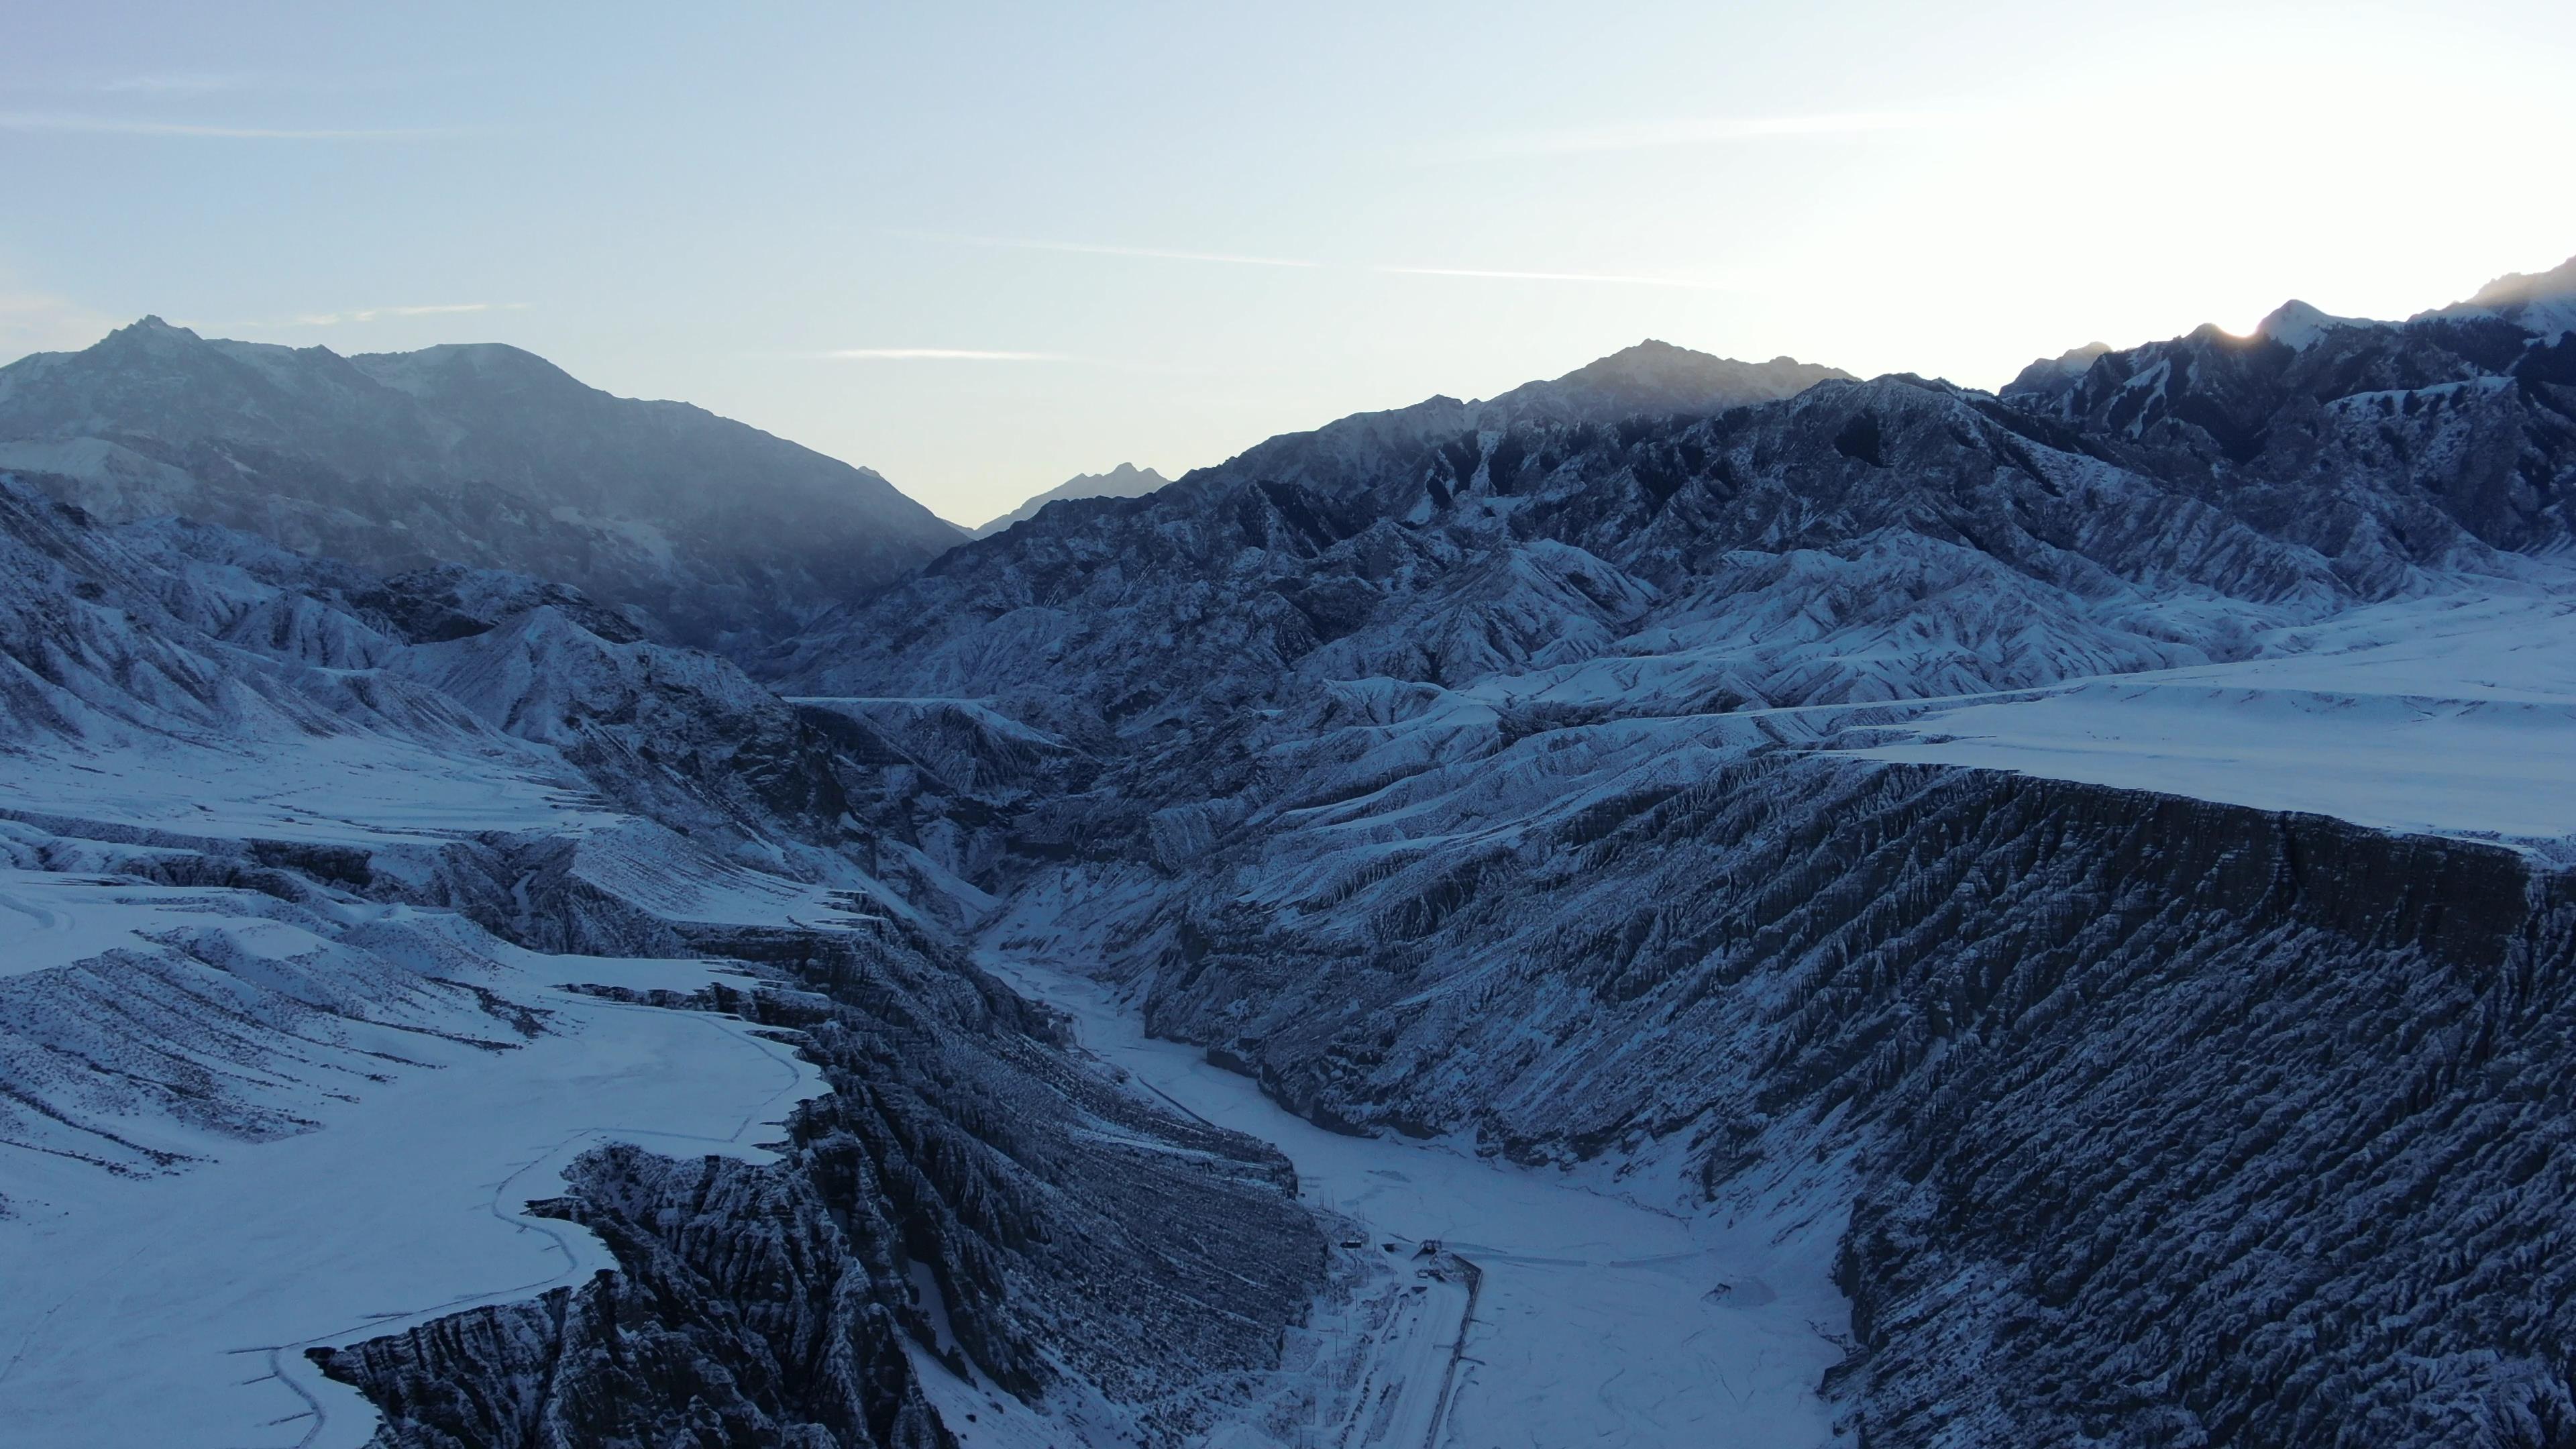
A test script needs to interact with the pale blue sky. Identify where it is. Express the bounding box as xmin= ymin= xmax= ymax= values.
xmin=6 ymin=1 xmax=2572 ymax=523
